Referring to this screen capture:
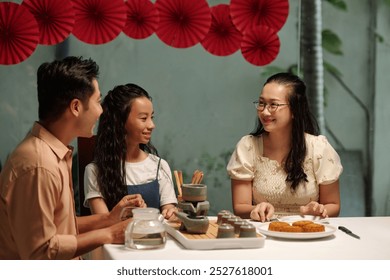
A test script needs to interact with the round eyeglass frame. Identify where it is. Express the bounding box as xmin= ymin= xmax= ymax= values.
xmin=253 ymin=101 xmax=289 ymax=112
